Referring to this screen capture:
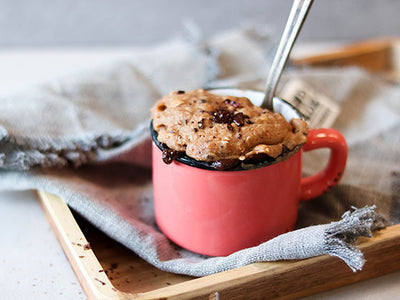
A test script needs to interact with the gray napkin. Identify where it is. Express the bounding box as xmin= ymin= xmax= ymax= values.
xmin=0 ymin=29 xmax=398 ymax=276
